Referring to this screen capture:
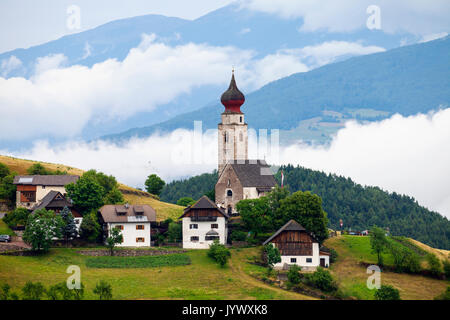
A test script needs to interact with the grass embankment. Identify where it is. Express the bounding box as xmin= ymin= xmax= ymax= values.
xmin=85 ymin=254 xmax=191 ymax=268
xmin=0 ymin=219 xmax=14 ymax=236
xmin=0 ymin=155 xmax=184 ymax=222
xmin=0 ymin=247 xmax=312 ymax=300
xmin=325 ymin=235 xmax=449 ymax=300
